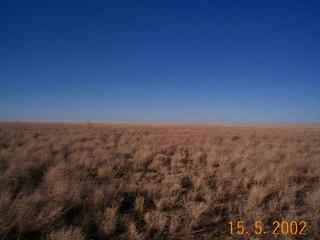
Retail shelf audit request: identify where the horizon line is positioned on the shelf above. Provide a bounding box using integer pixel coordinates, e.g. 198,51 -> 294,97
0,119 -> 320,126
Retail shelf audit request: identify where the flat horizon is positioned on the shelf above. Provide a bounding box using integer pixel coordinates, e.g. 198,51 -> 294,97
1,120 -> 320,127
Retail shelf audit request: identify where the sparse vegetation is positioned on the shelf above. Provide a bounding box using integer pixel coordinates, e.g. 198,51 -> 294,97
0,122 -> 319,239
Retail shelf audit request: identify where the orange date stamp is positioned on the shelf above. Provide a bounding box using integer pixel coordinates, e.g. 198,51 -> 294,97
228,220 -> 308,236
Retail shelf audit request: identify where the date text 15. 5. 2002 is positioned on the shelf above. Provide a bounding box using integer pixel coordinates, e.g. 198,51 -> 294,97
228,220 -> 307,236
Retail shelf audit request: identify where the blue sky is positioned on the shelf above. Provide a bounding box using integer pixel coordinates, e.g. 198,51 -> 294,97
1,0 -> 319,123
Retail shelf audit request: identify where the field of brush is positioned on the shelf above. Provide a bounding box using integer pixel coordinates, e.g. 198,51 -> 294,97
0,122 -> 319,239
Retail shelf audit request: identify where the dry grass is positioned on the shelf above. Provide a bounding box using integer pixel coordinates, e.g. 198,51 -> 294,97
0,122 -> 319,239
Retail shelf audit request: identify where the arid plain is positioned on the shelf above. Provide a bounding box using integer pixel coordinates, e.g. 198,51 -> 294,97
0,122 -> 319,239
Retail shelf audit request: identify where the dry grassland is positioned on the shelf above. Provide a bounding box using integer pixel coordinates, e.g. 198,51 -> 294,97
0,122 -> 319,239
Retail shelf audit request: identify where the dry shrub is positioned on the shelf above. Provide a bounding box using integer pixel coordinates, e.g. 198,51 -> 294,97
0,190 -> 14,237
127,221 -> 144,240
10,191 -> 63,236
144,211 -> 168,238
134,196 -> 145,215
100,206 -> 118,236
0,122 -> 319,239
46,227 -> 85,240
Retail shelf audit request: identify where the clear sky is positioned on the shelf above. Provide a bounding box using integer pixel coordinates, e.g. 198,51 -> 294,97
1,0 -> 319,123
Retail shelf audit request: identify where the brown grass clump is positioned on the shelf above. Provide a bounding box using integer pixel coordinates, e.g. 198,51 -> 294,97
46,227 -> 85,240
0,122 -> 319,239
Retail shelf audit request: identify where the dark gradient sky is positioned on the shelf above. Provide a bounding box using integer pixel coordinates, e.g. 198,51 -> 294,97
1,0 -> 320,123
